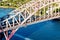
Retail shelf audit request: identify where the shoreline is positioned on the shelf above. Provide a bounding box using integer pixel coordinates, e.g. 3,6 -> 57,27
0,6 -> 17,9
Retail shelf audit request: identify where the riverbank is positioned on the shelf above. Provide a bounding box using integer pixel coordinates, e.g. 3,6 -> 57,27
0,6 -> 17,9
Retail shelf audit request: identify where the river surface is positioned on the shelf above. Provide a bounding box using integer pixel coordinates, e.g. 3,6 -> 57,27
0,8 -> 60,40
0,8 -> 14,18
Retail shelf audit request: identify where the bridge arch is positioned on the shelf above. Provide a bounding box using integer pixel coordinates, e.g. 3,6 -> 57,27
1,0 -> 60,32
1,0 -> 60,40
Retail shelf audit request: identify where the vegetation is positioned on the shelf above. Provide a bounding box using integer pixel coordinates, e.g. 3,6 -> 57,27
0,0 -> 31,8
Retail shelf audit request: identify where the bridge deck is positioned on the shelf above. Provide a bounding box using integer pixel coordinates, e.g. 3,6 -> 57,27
0,12 -> 60,32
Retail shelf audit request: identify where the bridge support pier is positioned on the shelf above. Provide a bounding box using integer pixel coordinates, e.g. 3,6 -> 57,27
6,32 -> 9,40
6,38 -> 9,40
4,30 -> 16,40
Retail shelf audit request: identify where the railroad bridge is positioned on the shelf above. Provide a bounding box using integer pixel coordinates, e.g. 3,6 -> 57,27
0,0 -> 60,40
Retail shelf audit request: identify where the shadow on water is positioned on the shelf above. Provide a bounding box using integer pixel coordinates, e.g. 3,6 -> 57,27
0,33 -> 4,40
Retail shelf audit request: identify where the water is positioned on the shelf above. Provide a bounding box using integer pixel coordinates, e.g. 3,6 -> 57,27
0,8 -> 14,18
0,8 -> 60,40
10,20 -> 60,40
